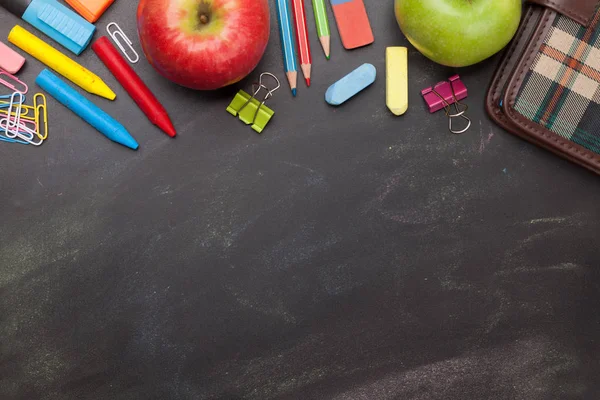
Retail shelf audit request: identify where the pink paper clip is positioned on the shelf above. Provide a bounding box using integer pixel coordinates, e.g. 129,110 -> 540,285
421,74 -> 467,113
0,68 -> 28,94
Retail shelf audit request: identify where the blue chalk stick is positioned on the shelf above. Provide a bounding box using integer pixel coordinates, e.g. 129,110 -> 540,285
325,63 -> 376,106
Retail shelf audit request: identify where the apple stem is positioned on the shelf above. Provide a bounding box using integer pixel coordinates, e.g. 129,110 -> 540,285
199,14 -> 209,24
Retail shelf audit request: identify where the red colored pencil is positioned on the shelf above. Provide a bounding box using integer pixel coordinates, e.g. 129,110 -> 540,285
291,0 -> 312,87
92,37 -> 177,137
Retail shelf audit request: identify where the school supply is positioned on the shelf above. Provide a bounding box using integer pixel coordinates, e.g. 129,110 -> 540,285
291,0 -> 311,86
311,0 -> 330,59
0,98 -> 37,124
421,75 -> 467,113
386,47 -> 408,116
8,26 -> 117,101
0,41 -> 26,74
0,0 -> 95,55
92,37 -> 176,137
0,92 -> 25,136
487,2 -> 600,175
0,91 -> 44,146
36,69 -> 138,150
275,0 -> 298,96
0,93 -> 28,111
422,75 -> 470,134
106,22 -> 139,64
227,73 -> 280,134
64,0 -> 114,23
325,63 -> 376,106
0,67 -> 28,94
330,0 -> 374,50
34,93 -> 48,140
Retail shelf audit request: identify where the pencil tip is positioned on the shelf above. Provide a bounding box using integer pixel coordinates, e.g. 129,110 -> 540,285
306,78 -> 310,87
326,55 -> 330,60
292,88 -> 297,97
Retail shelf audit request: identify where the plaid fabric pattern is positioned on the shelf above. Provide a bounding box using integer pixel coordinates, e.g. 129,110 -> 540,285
514,8 -> 600,154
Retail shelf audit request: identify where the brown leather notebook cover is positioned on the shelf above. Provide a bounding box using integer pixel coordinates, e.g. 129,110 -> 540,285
486,0 -> 600,175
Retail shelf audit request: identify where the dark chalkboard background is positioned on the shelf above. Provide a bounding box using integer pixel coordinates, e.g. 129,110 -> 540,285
2,1 -> 600,399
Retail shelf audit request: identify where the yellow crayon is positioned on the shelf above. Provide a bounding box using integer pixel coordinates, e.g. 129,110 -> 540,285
386,47 -> 408,116
8,25 -> 116,101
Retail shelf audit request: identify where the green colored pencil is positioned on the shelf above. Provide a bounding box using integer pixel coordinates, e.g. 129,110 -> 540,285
312,0 -> 331,59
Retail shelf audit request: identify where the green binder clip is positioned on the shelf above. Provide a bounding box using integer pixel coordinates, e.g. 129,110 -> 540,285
226,72 -> 280,133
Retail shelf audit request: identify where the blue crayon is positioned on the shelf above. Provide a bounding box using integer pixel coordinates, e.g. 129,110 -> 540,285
275,0 -> 298,96
36,69 -> 139,150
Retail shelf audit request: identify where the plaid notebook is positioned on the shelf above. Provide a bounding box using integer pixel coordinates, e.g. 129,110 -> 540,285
486,1 -> 600,175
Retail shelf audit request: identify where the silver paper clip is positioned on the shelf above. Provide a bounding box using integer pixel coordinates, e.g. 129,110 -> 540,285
0,68 -> 28,94
107,22 -> 140,64
430,85 -> 471,134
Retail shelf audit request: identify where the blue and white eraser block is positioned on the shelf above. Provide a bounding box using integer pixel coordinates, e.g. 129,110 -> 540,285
22,0 -> 96,55
325,63 -> 376,106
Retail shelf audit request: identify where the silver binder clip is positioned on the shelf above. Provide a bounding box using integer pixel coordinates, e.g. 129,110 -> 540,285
107,22 -> 140,64
430,85 -> 471,135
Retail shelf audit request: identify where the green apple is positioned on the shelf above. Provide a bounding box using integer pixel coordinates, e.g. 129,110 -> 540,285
395,0 -> 521,67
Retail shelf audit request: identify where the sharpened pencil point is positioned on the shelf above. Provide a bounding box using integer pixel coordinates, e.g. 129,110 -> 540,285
306,78 -> 310,87
326,55 -> 330,60
292,88 -> 297,97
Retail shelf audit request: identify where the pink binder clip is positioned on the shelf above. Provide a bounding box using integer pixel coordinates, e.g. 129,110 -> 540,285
421,74 -> 467,113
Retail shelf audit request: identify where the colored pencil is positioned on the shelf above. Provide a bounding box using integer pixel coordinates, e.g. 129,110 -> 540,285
275,0 -> 298,96
311,0 -> 331,59
291,0 -> 312,87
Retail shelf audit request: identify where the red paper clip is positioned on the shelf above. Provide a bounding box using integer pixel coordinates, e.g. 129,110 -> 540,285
421,74 -> 467,113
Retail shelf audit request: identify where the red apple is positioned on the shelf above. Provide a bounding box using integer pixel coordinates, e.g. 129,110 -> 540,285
137,0 -> 270,90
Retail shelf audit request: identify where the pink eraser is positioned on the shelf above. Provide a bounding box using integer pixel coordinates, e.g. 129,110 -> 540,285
0,41 -> 25,75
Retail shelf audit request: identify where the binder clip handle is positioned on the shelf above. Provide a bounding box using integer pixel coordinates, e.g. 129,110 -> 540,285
239,72 -> 280,126
226,72 -> 280,134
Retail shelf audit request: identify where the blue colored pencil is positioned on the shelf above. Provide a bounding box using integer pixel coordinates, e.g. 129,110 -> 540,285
275,0 -> 298,96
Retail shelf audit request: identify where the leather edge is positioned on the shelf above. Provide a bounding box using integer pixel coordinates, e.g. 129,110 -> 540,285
485,6 -> 539,132
527,0 -> 600,27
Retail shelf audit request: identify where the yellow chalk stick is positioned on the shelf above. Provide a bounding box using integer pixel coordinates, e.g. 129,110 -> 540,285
386,47 -> 408,116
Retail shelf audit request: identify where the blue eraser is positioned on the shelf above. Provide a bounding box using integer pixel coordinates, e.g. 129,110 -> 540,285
22,0 -> 95,55
325,63 -> 376,106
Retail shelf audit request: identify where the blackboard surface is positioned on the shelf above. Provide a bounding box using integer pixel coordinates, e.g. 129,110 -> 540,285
2,1 -> 600,399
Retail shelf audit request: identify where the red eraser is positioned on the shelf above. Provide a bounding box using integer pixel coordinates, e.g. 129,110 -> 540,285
331,0 -> 374,49
0,41 -> 25,74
